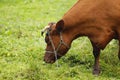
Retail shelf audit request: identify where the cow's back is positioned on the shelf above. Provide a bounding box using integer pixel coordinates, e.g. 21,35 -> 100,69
63,0 -> 120,29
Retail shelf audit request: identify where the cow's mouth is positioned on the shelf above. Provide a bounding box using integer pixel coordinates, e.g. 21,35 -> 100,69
44,57 -> 56,64
44,54 -> 62,64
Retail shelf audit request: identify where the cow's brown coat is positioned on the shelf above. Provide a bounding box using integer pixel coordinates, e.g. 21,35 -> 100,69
43,0 -> 120,75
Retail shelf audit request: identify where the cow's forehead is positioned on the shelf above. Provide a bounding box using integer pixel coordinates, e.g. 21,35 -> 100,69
48,22 -> 56,28
48,22 -> 56,25
41,22 -> 56,36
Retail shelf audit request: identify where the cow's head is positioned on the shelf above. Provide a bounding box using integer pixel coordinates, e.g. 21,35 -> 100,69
41,20 -> 70,63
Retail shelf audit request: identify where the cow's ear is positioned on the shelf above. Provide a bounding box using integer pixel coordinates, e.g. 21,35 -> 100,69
56,20 -> 64,32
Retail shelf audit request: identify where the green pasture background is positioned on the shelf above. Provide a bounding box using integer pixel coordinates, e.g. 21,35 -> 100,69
0,0 -> 120,80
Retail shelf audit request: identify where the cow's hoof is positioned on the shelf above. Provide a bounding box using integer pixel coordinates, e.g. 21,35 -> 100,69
92,69 -> 100,75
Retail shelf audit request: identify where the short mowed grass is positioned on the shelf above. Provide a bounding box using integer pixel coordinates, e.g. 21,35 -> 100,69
0,0 -> 120,80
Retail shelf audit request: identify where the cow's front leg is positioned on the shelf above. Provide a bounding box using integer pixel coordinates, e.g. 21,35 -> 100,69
91,41 -> 101,75
118,40 -> 120,60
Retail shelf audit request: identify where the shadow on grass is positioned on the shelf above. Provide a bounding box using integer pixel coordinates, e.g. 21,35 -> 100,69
61,54 -> 120,79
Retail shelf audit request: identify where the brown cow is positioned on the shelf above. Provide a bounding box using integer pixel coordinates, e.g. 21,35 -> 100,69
42,0 -> 120,75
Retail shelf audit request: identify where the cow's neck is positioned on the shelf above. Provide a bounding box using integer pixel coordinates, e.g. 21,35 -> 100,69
62,22 -> 114,49
64,22 -> 100,47
64,24 -> 98,41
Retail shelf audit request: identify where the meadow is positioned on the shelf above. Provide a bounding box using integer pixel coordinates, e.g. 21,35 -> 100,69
0,0 -> 120,80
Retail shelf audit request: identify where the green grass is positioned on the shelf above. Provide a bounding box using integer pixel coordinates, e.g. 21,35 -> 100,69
0,0 -> 120,80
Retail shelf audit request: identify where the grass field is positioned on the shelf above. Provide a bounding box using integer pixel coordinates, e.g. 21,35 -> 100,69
0,0 -> 120,80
